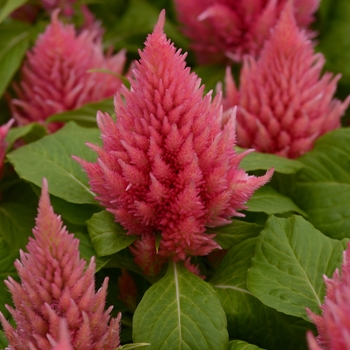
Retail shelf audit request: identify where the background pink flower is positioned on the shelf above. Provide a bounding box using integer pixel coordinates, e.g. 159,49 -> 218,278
0,178 -> 121,349
174,0 -> 320,64
222,3 -> 350,158
10,10 -> 126,132
74,11 -> 273,266
0,119 -> 14,179
307,242 -> 350,350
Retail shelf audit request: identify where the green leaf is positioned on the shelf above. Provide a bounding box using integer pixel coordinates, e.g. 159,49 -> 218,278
119,343 -> 150,350
86,210 -> 136,257
47,98 -> 114,127
0,21 -> 29,97
210,235 -> 313,350
0,330 -> 8,349
247,215 -> 344,321
209,220 -> 263,250
6,123 -> 47,150
0,202 -> 34,250
0,238 -> 19,319
228,340 -> 265,350
245,186 -> 306,216
0,0 -> 28,23
194,64 -> 226,93
7,122 -> 101,205
238,148 -> 304,174
133,261 -> 228,350
293,128 -> 350,239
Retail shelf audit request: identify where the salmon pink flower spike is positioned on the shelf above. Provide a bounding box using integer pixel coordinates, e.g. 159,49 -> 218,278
174,0 -> 320,64
307,242 -> 350,350
10,10 -> 126,133
223,3 -> 350,159
0,119 -> 14,178
0,178 -> 121,349
74,11 -> 273,264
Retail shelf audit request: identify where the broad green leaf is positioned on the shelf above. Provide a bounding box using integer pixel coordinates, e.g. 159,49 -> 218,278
0,330 -> 8,348
87,210 -> 136,257
133,262 -> 228,350
245,186 -> 306,216
0,202 -> 34,250
238,148 -> 303,174
293,128 -> 350,239
228,340 -> 265,350
119,344 -> 150,350
47,98 -> 114,127
0,0 -> 28,23
74,231 -> 111,273
0,21 -> 29,97
0,238 -> 19,319
6,123 -> 47,150
209,220 -> 263,250
247,215 -> 344,321
7,122 -> 101,205
210,235 -> 313,350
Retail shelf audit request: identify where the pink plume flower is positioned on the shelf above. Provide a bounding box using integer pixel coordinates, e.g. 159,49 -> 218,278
222,3 -> 350,159
0,178 -> 121,349
307,242 -> 350,350
0,119 -> 14,179
174,0 -> 320,64
10,10 -> 126,133
74,10 -> 273,265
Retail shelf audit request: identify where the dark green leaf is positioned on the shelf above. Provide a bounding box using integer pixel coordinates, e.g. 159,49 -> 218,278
210,234 -> 313,350
133,262 -> 228,350
247,215 -> 344,321
86,210 -> 136,257
7,122 -> 101,205
245,186 -> 306,216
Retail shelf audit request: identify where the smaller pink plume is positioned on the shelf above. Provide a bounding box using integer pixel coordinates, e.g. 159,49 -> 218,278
174,0 -> 320,64
222,3 -> 350,158
0,119 -> 14,179
10,10 -> 126,132
0,178 -> 121,349
74,10 -> 273,268
307,242 -> 350,350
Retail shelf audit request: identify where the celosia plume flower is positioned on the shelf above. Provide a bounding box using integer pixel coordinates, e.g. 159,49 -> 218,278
222,3 -> 350,158
174,0 -> 320,64
307,242 -> 350,350
10,10 -> 126,132
0,119 -> 14,179
74,11 -> 273,266
0,178 -> 121,349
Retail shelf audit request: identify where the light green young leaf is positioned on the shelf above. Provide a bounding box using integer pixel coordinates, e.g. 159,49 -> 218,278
7,122 -> 101,205
6,123 -> 47,150
247,215 -> 344,321
293,128 -> 350,239
133,261 -> 228,350
238,148 -> 303,174
86,210 -> 136,257
245,186 -> 306,216
228,340 -> 265,350
0,0 -> 28,23
47,98 -> 114,127
210,235 -> 313,350
0,22 -> 29,97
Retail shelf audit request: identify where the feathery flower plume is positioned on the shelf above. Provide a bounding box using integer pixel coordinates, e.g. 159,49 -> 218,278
174,0 -> 320,64
307,242 -> 350,350
0,178 -> 121,349
0,119 -> 14,179
222,3 -> 350,159
10,10 -> 126,132
74,10 -> 273,266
